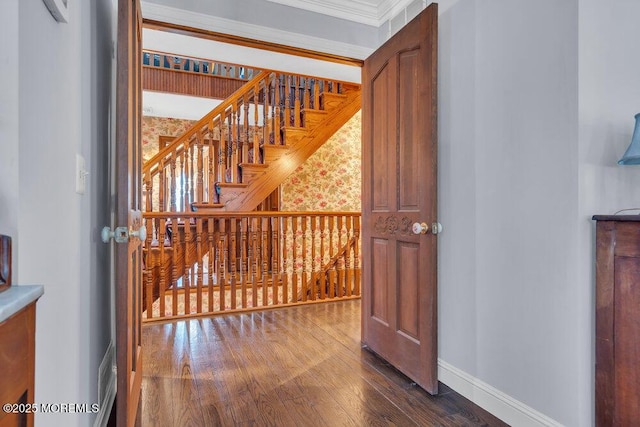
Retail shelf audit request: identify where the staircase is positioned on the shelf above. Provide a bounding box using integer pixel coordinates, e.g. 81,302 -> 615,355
142,70 -> 361,213
141,68 -> 361,318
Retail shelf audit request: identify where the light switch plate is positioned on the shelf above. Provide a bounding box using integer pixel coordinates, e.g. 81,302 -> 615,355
76,154 -> 86,194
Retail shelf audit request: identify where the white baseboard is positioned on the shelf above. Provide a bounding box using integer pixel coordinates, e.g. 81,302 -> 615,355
94,342 -> 116,427
438,359 -> 563,427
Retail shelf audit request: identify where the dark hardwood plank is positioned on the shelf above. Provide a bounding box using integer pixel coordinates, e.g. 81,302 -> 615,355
142,300 -> 508,426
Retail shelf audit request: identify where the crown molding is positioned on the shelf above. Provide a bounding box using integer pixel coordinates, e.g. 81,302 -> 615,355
264,0 -> 379,26
264,0 -> 417,26
378,0 -> 418,23
140,2 -> 373,60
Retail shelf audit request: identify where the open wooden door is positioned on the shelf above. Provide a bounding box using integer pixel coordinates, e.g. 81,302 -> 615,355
361,4 -> 439,394
115,0 -> 143,424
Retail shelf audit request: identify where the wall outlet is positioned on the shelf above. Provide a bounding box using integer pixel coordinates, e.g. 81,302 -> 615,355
76,154 -> 88,194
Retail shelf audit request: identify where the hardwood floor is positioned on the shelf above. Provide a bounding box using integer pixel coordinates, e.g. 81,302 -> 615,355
141,300 -> 508,426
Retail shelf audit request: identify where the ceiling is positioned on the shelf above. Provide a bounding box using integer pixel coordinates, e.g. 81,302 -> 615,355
264,0 -> 418,26
142,0 -> 416,119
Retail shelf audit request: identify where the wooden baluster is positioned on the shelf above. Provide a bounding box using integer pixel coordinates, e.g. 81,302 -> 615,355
345,215 -> 352,297
313,78 -> 320,110
207,123 -> 215,204
309,215 -> 317,301
229,109 -> 237,183
144,174 -> 152,212
197,132 -> 204,204
284,75 -> 291,128
208,217 -> 215,313
291,216 -> 298,301
171,218 -> 179,315
251,217 -> 259,307
179,150 -> 186,212
328,215 -> 335,298
144,218 -> 153,318
293,76 -> 301,127
237,102 -> 242,178
253,84 -> 260,164
261,217 -> 269,284
272,216 -> 281,305
183,217 -> 192,315
219,219 -> 227,312
261,217 -> 269,306
196,218 -> 204,313
353,215 -> 361,296
337,215 -> 344,298
240,216 -> 248,309
170,154 -> 177,212
242,95 -> 250,167
158,218 -> 167,317
189,140 -> 195,206
281,217 -> 289,303
319,216 -> 326,300
302,77 -> 310,118
214,139 -> 222,193
229,217 -> 237,310
158,163 -> 165,211
219,113 -> 227,183
301,215 -> 308,302
274,75 -> 282,145
262,79 -> 269,149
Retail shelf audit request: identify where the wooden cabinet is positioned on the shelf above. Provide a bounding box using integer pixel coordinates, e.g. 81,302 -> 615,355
0,301 -> 37,427
593,216 -> 640,426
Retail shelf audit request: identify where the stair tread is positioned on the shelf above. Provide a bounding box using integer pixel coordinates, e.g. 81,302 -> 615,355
302,108 -> 328,115
262,143 -> 290,149
321,91 -> 348,98
218,183 -> 248,188
191,202 -> 225,211
239,163 -> 268,168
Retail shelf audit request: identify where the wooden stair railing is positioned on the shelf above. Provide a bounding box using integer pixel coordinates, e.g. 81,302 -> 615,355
142,211 -> 361,321
299,233 -> 360,302
141,68 -> 361,315
142,69 -> 361,213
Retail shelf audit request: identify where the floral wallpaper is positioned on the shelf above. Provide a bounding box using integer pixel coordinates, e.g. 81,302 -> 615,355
142,116 -> 196,163
279,111 -> 362,281
280,110 -> 361,212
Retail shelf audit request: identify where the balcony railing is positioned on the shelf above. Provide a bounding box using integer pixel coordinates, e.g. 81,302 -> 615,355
142,211 -> 361,321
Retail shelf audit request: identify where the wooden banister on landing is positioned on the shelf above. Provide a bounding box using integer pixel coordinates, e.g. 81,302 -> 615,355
141,211 -> 361,321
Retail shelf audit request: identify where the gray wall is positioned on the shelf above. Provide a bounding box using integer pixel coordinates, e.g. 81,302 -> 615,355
0,0 -> 20,270
16,1 -> 114,425
439,0 -> 640,425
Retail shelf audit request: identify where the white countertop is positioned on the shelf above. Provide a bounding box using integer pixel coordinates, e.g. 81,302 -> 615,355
0,285 -> 44,322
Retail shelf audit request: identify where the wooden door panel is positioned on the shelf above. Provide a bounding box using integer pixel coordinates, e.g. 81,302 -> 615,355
398,49 -> 421,211
362,4 -> 438,394
398,242 -> 420,339
371,65 -> 394,211
371,239 -> 390,323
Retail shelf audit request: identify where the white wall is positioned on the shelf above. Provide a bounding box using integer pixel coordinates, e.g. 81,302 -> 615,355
17,1 -> 114,425
0,0 -> 20,272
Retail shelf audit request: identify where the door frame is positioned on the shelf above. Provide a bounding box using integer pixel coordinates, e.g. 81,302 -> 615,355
122,7 -> 439,412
